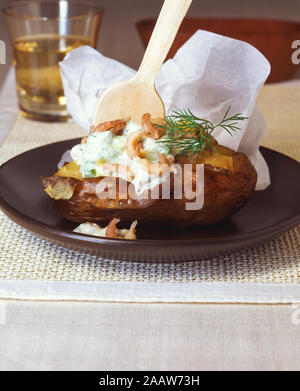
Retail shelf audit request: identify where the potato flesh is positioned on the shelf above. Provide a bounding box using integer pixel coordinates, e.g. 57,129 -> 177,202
200,151 -> 233,171
56,161 -> 83,180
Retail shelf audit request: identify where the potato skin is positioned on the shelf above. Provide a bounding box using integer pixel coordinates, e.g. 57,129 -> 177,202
42,148 -> 257,227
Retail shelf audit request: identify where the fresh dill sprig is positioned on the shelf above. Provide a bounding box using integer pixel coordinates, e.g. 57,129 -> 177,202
156,107 -> 248,159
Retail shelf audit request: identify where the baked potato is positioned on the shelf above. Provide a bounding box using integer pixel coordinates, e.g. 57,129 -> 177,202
41,113 -> 257,227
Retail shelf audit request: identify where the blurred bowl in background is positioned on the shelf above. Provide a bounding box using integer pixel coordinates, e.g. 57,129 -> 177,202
136,18 -> 300,83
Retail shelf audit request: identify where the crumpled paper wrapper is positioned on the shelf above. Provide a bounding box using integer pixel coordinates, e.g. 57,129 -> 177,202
60,30 -> 271,190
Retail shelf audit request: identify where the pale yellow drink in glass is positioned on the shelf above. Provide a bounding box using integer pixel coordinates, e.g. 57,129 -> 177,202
3,1 -> 103,122
14,34 -> 90,122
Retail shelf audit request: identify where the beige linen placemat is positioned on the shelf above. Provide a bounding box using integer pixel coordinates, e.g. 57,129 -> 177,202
0,84 -> 299,303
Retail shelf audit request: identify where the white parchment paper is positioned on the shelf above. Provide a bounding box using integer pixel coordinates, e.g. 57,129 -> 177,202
60,30 -> 271,190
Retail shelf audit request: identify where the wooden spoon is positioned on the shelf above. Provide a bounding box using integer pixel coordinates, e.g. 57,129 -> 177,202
94,0 -> 193,125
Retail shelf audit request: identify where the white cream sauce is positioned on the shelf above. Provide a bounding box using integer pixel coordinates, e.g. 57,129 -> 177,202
73,222 -> 134,239
73,222 -> 107,237
70,120 -> 172,196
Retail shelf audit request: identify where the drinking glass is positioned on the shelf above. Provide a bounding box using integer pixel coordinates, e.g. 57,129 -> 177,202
3,0 -> 103,122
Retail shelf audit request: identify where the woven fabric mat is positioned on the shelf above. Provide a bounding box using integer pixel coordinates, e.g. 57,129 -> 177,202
0,85 -> 299,289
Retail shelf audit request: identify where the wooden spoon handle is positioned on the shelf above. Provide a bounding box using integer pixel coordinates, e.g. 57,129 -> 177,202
136,0 -> 193,86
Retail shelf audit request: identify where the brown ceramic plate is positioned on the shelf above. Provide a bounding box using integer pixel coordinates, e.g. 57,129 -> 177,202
0,139 -> 299,261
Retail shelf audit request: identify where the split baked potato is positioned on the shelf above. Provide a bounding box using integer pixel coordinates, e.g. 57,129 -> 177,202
41,113 -> 257,227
